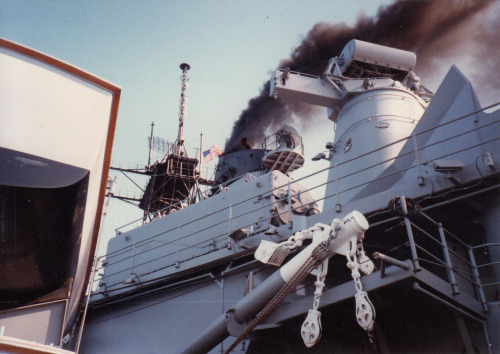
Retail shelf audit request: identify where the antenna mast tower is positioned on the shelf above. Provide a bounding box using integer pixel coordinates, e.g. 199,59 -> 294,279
137,63 -> 212,220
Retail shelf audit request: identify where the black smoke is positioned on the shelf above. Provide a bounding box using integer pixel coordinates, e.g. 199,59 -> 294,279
224,0 -> 498,153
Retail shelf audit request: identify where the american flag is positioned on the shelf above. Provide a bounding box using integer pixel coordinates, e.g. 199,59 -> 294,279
203,145 -> 223,163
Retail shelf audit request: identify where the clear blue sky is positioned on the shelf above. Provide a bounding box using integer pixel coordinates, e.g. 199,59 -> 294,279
0,0 -> 393,255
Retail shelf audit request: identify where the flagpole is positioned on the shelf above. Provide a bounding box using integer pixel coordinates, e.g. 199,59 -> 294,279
199,132 -> 203,175
148,121 -> 155,170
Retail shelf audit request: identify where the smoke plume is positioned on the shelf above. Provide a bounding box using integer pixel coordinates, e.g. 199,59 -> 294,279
224,0 -> 498,153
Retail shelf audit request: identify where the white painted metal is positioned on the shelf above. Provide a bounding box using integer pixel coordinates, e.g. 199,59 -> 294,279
335,39 -> 416,75
324,88 -> 426,209
0,42 -> 119,344
0,48 -> 114,170
279,211 -> 368,282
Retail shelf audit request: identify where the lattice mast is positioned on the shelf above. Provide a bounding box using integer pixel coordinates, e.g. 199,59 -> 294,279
137,63 -> 213,220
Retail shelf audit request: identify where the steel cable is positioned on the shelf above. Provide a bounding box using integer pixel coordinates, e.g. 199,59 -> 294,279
224,241 -> 330,353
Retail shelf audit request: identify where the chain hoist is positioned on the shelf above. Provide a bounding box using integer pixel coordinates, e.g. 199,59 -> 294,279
347,238 -> 376,341
301,258 -> 328,347
227,212 -> 371,352
301,226 -> 376,348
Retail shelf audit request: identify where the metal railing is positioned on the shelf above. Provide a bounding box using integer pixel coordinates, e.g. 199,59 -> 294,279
471,243 -> 500,301
261,129 -> 304,155
94,104 -> 500,296
371,197 -> 499,313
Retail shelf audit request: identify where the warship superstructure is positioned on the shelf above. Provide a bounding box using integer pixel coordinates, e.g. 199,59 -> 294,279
79,40 -> 500,353
1,36 -> 499,354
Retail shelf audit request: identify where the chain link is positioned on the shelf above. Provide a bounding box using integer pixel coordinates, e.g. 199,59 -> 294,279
227,222 -> 374,352
224,241 -> 330,354
312,259 -> 328,310
347,241 -> 376,340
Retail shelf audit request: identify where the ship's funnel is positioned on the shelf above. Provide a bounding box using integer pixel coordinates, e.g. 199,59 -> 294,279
270,40 -> 430,210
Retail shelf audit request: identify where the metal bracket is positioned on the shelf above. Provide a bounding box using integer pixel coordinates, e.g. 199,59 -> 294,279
225,309 -> 247,337
372,252 -> 411,278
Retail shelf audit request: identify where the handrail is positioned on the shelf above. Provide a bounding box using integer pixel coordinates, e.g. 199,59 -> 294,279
379,207 -> 498,307
96,105 -> 500,295
112,111 -> 500,236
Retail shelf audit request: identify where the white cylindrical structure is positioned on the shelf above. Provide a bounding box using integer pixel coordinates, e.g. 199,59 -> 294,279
280,211 -> 369,282
324,88 -> 426,210
338,39 -> 416,77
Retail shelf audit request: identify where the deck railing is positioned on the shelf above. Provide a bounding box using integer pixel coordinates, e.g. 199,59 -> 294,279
93,105 -> 500,297
370,196 -> 499,311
